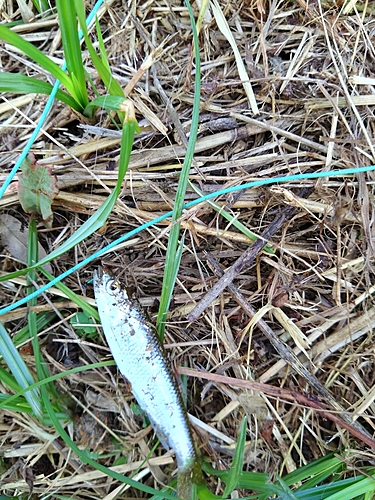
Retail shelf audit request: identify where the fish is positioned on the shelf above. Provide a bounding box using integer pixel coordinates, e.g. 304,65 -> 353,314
93,268 -> 200,497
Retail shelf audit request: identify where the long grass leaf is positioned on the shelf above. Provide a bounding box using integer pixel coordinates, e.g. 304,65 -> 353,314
75,0 -> 124,98
0,25 -> 74,93
158,232 -> 185,340
0,392 -> 33,413
282,453 -> 342,489
27,219 -> 58,403
95,15 -> 111,72
202,462 -> 285,496
273,477 -> 299,500
156,0 -> 201,340
223,417 -> 247,497
56,0 -> 88,108
0,73 -> 81,110
321,476 -> 375,500
36,188 -> 118,265
0,322 -> 43,418
27,222 -> 50,387
0,365 -> 24,392
0,360 -> 115,412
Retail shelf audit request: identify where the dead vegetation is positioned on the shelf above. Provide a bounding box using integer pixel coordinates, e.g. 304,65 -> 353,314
1,0 -> 375,497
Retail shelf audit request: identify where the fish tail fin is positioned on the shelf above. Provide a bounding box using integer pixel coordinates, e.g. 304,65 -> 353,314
178,459 -> 203,500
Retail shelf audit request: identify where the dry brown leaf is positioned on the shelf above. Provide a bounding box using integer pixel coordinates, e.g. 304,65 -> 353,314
0,214 -> 52,273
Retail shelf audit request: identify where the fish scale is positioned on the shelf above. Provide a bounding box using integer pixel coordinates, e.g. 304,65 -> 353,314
93,268 -> 196,472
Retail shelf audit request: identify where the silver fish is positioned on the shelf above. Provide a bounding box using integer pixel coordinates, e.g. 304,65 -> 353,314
93,268 -> 197,476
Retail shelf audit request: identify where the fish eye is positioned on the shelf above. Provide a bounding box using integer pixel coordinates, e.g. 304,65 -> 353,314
106,280 -> 120,294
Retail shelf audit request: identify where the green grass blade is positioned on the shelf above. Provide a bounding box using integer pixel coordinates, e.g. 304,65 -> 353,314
84,95 -> 128,116
202,461 -> 285,497
0,322 -> 43,419
195,484 -> 224,500
0,25 -> 74,94
95,15 -> 111,73
55,0 -> 89,109
75,1 -> 124,98
158,232 -> 185,340
0,73 -> 81,110
26,219 -> 40,355
156,0 -> 201,340
274,477 -> 299,500
31,0 -> 50,13
35,185 -> 116,262
0,391 -> 34,414
0,361 -> 114,413
34,113 -> 138,267
0,365 -> 24,393
222,417 -> 247,497
296,475 -> 375,499
27,219 -> 59,403
282,453 -> 343,489
322,475 -> 375,500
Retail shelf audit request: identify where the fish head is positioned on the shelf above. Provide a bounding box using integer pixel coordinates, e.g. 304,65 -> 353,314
93,267 -> 130,303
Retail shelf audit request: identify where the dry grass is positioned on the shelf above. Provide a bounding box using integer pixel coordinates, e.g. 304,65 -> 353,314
1,0 -> 375,497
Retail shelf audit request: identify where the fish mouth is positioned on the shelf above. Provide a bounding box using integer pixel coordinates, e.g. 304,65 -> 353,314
94,266 -> 103,281
93,266 -> 108,287
94,266 -> 115,287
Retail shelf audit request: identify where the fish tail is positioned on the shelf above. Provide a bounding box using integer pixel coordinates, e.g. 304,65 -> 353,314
178,459 -> 203,500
